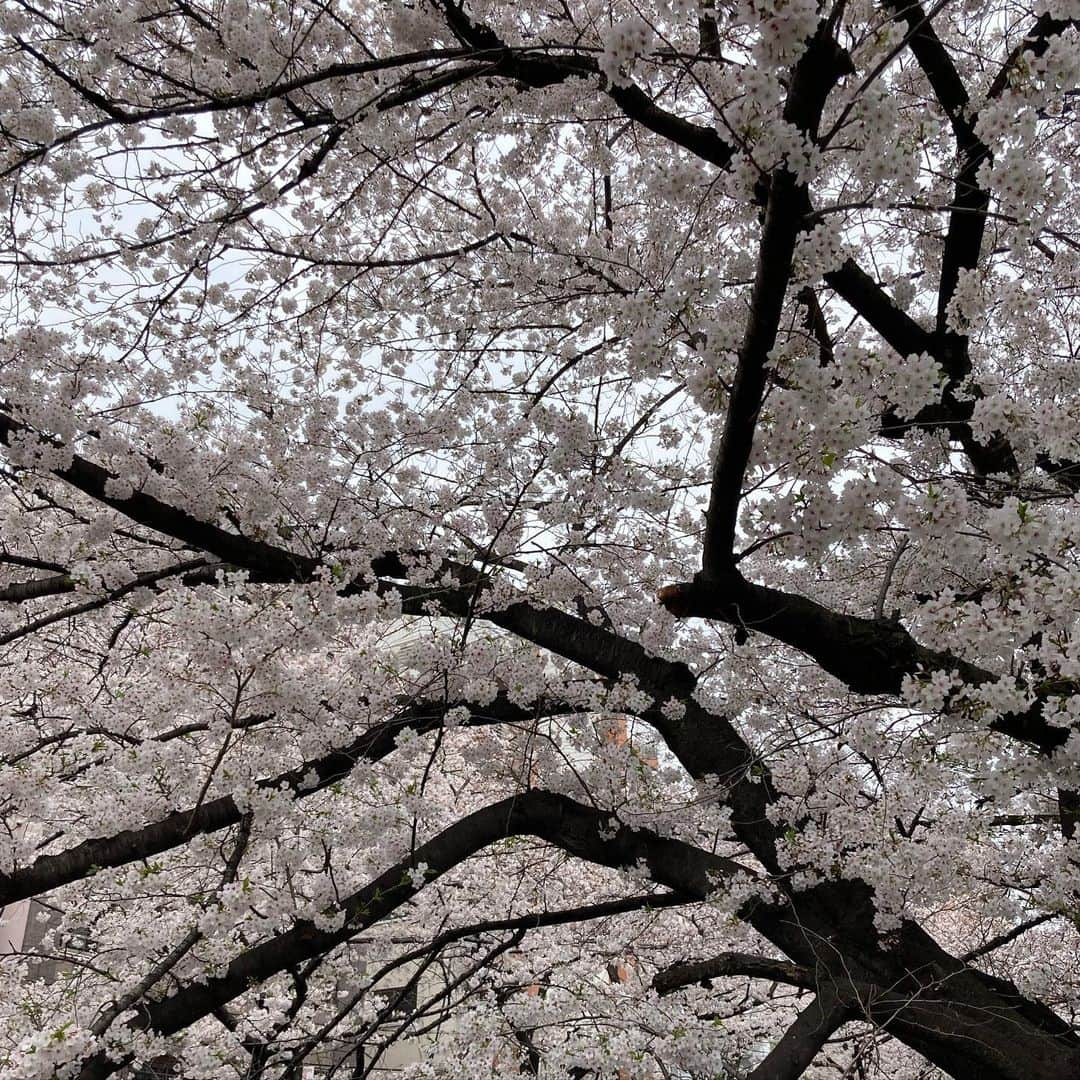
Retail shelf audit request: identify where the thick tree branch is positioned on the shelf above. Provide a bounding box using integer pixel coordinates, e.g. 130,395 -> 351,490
867,4 -> 1077,487
815,17 -> 1080,485
702,24 -> 852,574
0,571 -> 74,603
881,0 -> 987,342
658,571 -> 1070,751
823,258 -> 933,358
0,694 -> 574,908
746,991 -> 851,1080
74,790 -> 747,1078
435,1 -> 737,168
653,951 -> 816,994
822,252 -> 1079,484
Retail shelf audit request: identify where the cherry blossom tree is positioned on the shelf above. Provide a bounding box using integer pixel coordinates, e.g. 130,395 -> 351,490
0,0 -> 1079,1076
